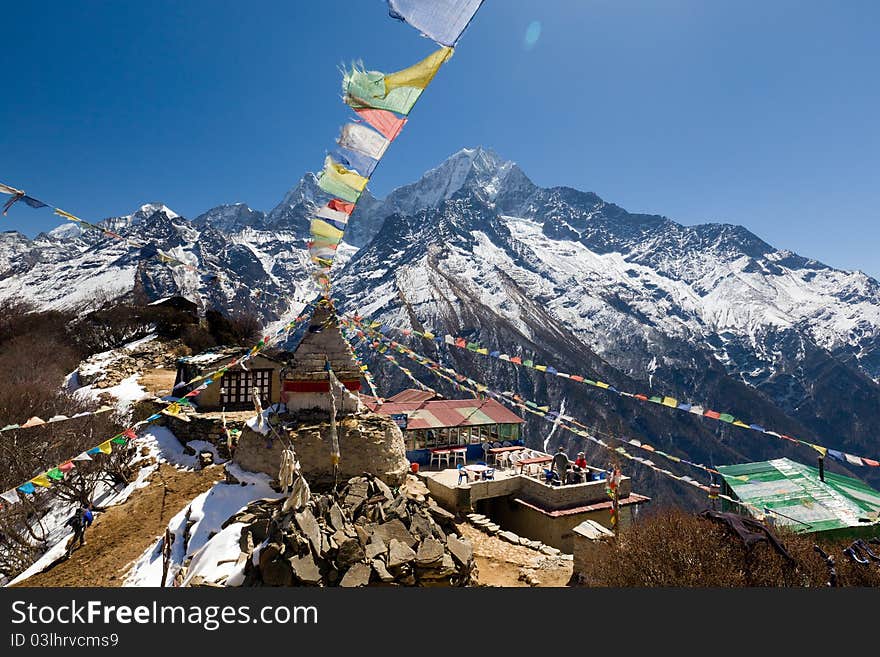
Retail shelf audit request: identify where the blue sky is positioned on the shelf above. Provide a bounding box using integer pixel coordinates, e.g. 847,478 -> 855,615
2,1 -> 878,277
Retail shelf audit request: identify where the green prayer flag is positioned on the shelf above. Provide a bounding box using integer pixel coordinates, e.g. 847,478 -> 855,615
719,413 -> 735,423
343,67 -> 422,115
47,468 -> 64,481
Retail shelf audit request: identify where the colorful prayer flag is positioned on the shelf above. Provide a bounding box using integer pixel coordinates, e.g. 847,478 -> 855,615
338,122 -> 390,160
386,0 -> 483,47
354,108 -> 407,141
316,156 -> 368,203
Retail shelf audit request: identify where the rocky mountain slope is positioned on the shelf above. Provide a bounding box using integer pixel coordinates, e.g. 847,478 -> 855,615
3,147 -> 879,495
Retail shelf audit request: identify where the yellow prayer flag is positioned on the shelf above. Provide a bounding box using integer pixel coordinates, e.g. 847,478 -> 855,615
31,474 -> 52,488
732,420 -> 750,428
310,218 -> 344,241
595,381 -> 610,389
384,47 -> 453,94
422,331 -> 435,340
476,348 -> 488,355
662,396 -> 678,408
54,208 -> 82,223
99,440 -> 113,454
326,158 -> 368,191
534,364 -> 547,372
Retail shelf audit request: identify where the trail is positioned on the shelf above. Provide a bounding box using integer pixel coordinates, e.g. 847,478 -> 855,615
13,464 -> 221,588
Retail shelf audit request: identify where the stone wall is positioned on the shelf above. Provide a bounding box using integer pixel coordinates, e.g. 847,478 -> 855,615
234,411 -> 410,487
517,475 -> 631,511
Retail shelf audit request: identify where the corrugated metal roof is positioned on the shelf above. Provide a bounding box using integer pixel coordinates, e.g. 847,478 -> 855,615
717,458 -> 880,535
387,389 -> 440,404
367,397 -> 524,430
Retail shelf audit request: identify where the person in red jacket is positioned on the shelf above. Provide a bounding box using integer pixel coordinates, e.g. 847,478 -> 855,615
573,452 -> 588,469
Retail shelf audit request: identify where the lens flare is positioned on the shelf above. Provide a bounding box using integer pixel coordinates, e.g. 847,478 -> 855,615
524,20 -> 542,50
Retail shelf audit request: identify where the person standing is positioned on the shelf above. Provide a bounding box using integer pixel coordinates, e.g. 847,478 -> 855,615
551,446 -> 569,486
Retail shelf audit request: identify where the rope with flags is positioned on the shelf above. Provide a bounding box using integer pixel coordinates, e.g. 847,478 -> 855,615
339,312 -> 880,470
345,313 -> 778,523
0,300 -> 318,509
305,2 -> 484,295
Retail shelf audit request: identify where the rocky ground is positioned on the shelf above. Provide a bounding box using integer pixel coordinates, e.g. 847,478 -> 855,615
456,523 -> 573,587
224,474 -> 476,587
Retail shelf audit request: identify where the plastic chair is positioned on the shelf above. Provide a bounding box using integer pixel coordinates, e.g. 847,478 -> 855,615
481,442 -> 491,462
452,448 -> 466,466
502,440 -> 512,447
492,441 -> 502,448
457,464 -> 468,485
476,460 -> 487,466
429,450 -> 445,469
483,468 -> 495,481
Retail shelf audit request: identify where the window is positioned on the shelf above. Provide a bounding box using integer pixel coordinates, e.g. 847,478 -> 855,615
220,369 -> 273,409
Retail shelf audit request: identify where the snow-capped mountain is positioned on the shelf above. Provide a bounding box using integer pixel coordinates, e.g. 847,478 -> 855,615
2,146 -> 878,491
333,147 -> 880,487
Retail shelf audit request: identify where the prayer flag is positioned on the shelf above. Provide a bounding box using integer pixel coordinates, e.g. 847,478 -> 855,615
383,46 -> 453,92
1,489 -> 20,505
343,67 -> 422,115
338,122 -> 390,160
17,482 -> 36,495
31,474 -> 52,488
354,108 -> 407,141
47,468 -> 64,481
317,156 -> 367,203
73,452 -> 92,461
333,148 -> 378,178
386,0 -> 483,47
99,440 -> 113,454
310,218 -> 345,241
59,461 -> 75,472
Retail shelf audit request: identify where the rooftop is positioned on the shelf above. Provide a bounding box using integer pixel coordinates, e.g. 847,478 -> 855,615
364,394 -> 525,430
717,457 -> 880,534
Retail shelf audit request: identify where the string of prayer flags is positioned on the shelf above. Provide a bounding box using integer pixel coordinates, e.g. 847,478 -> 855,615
344,312 -> 880,477
366,318 -> 880,469
386,0 -> 483,47
3,304 -> 318,508
356,317 -> 728,498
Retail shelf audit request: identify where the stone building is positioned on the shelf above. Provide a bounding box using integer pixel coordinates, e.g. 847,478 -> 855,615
281,303 -> 363,415
174,349 -> 285,412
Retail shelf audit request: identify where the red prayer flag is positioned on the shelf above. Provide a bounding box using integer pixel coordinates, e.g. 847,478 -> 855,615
327,199 -> 355,214
59,461 -> 75,472
862,458 -> 880,467
704,410 -> 721,419
354,108 -> 407,141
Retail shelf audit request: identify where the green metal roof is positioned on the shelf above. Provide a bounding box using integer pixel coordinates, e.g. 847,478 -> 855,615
717,458 -> 880,535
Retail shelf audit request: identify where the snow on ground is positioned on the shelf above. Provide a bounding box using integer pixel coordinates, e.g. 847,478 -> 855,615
73,374 -> 150,414
124,463 -> 281,587
4,426 -> 228,587
181,522 -> 247,587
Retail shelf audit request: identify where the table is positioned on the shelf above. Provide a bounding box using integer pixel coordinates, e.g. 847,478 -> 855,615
463,463 -> 490,482
487,446 -> 524,454
517,456 -> 552,474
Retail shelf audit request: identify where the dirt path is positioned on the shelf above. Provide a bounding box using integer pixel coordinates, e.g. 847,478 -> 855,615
456,523 -> 572,587
15,464 -> 222,587
139,368 -> 177,396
